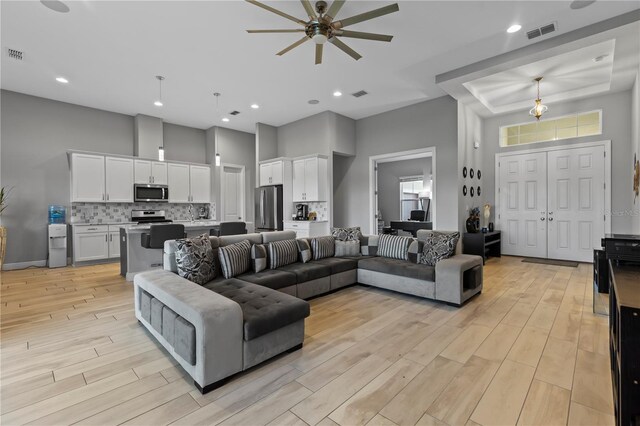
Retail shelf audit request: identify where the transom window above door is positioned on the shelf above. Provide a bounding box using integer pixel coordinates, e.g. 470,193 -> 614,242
500,110 -> 602,147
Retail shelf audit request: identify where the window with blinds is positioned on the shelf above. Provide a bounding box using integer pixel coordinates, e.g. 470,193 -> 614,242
500,110 -> 602,147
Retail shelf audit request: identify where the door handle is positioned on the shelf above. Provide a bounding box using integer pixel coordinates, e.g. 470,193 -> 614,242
540,217 -> 545,221
549,217 -> 554,222
105,234 -> 108,242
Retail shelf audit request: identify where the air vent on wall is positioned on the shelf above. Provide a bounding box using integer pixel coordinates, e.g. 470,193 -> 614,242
7,48 -> 23,60
351,90 -> 368,98
526,22 -> 557,40
229,110 -> 240,116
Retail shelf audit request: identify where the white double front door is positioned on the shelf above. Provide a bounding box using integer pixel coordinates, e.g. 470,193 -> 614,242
499,145 -> 606,262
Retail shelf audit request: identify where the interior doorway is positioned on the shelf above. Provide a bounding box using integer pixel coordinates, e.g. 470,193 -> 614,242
220,164 -> 245,222
369,147 -> 436,235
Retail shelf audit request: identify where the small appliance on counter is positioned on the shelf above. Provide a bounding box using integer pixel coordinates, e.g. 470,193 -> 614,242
295,204 -> 309,221
198,206 -> 209,219
131,210 -> 173,224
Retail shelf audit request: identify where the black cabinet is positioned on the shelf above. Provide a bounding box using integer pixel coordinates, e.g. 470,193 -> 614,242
463,231 -> 501,264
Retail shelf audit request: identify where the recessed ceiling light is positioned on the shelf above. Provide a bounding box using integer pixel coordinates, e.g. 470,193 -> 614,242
55,76 -> 69,84
593,54 -> 609,62
333,91 -> 342,97
250,104 -> 259,109
40,0 -> 69,13
154,100 -> 163,107
507,24 -> 522,33
308,99 -> 320,105
570,0 -> 596,10
222,117 -> 230,122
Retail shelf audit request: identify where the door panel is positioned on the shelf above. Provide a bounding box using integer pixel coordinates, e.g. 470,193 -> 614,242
134,160 -> 152,184
222,166 -> 243,222
105,157 -> 133,203
189,165 -> 211,203
152,162 -> 168,185
499,152 -> 547,258
168,163 -> 190,203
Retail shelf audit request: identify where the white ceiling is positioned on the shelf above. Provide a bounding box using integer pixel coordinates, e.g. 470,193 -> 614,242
1,1 -> 639,133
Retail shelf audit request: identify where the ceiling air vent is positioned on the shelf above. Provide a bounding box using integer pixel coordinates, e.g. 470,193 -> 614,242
526,22 -> 557,40
351,90 -> 368,98
229,111 -> 240,116
7,48 -> 23,61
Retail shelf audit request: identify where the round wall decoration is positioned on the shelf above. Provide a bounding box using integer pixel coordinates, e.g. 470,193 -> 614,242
463,167 -> 467,178
470,168 -> 474,178
470,186 -> 475,197
463,185 -> 467,196
477,186 -> 481,196
477,170 -> 481,179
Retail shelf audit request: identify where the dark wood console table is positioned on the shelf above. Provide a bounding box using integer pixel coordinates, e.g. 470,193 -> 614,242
462,231 -> 501,264
389,221 -> 432,237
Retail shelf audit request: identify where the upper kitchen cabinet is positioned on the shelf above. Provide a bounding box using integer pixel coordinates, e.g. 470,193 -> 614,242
189,165 -> 211,203
71,153 -> 106,202
168,163 -> 211,203
292,156 -> 327,202
105,157 -> 134,202
134,160 -> 168,185
259,159 -> 285,186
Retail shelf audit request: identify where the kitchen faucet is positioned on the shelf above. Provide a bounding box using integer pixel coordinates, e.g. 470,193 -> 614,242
188,204 -> 195,221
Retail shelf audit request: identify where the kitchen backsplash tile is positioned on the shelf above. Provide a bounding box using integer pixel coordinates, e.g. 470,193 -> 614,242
71,202 -> 216,223
306,202 -> 328,221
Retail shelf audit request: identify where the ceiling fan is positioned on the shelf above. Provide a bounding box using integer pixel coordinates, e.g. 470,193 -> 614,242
245,0 -> 399,64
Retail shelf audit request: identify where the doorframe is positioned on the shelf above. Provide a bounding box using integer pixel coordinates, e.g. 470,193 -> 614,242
369,147 -> 436,235
494,139 -> 612,238
220,163 -> 246,222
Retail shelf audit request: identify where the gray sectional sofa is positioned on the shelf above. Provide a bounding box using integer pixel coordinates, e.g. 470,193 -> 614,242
133,229 -> 482,393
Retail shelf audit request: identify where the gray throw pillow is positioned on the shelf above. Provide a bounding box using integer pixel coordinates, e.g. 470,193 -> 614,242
420,232 -> 460,266
407,239 -> 424,263
331,226 -> 362,242
174,234 -> 216,285
218,239 -> 251,278
377,234 -> 412,260
311,236 -> 335,260
360,235 -> 379,256
296,239 -> 312,263
250,244 -> 268,273
269,239 -> 299,269
335,240 -> 360,257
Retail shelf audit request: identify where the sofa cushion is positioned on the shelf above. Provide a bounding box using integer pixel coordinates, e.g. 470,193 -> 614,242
359,235 -> 379,256
236,269 -> 297,291
311,236 -> 335,260
377,234 -> 412,261
312,257 -> 358,274
277,262 -> 332,283
296,239 -> 312,263
250,244 -> 268,273
174,234 -> 217,285
206,278 -> 310,341
269,239 -> 299,269
335,240 -> 361,257
331,226 -> 362,242
420,232 -> 460,266
218,240 -> 251,278
407,239 -> 424,264
358,257 -> 435,282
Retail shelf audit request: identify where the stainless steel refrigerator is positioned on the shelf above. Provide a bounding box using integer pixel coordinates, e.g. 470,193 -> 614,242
255,185 -> 283,232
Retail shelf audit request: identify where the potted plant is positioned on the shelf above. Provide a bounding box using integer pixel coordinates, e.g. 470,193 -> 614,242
0,186 -> 11,268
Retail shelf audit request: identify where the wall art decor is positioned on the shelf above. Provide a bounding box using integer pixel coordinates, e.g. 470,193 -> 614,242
477,170 -> 481,179
463,167 -> 467,178
634,153 -> 639,203
463,185 -> 467,196
470,168 -> 474,179
477,186 -> 481,196
470,186 -> 474,197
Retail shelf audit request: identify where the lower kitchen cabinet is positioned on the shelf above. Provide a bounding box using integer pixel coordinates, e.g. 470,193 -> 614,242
72,224 -> 124,264
283,221 -> 329,239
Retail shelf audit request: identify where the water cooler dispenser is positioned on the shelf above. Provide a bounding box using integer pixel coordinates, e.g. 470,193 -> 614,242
48,205 -> 67,268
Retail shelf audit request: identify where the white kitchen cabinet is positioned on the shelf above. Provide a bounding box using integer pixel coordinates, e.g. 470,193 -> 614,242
292,156 -> 327,202
259,160 -> 284,186
71,153 -> 105,202
108,230 -> 121,258
105,157 -> 134,202
283,221 -> 329,238
134,160 -> 167,185
73,225 -> 109,263
189,165 -> 211,203
168,163 -> 190,203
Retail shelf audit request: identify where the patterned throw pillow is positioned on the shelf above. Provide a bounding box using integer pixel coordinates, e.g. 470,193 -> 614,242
407,239 -> 424,263
174,234 -> 216,285
360,235 -> 379,256
250,244 -> 268,273
331,226 -> 362,242
269,240 -> 299,269
311,236 -> 335,260
377,234 -> 412,260
218,240 -> 251,279
335,241 -> 360,257
420,232 -> 460,266
296,239 -> 312,263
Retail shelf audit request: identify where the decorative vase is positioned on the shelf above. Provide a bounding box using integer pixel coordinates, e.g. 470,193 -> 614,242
466,216 -> 479,233
0,225 -> 6,269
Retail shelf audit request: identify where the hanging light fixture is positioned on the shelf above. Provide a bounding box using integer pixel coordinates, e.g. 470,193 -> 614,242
154,75 -> 165,107
214,92 -> 222,167
529,77 -> 548,120
158,146 -> 165,161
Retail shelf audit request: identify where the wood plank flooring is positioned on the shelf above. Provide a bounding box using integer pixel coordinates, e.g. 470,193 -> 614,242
0,256 -> 613,425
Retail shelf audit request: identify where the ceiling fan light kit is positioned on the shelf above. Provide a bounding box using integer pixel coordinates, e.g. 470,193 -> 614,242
529,76 -> 548,120
246,0 -> 399,64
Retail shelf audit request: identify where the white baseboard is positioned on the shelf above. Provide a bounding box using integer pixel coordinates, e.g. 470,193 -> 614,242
2,260 -> 47,271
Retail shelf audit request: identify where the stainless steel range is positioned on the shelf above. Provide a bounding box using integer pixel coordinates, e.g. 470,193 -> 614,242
131,210 -> 173,224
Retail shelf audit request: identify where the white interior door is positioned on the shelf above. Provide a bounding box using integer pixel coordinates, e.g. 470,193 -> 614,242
499,152 -> 548,258
221,165 -> 244,222
547,146 -> 605,262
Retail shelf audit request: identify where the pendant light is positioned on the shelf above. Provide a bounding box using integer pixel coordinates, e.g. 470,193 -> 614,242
214,92 -> 222,167
529,77 -> 548,120
154,75 -> 165,107
158,146 -> 165,161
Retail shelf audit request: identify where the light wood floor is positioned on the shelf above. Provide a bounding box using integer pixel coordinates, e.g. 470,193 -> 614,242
0,256 -> 613,426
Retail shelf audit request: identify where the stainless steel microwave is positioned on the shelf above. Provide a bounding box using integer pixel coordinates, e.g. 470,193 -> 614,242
134,184 -> 169,202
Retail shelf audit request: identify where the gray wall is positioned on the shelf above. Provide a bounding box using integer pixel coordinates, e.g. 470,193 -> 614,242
481,90 -> 634,233
458,102 -> 485,230
333,153 -> 355,228
277,112 -> 332,157
255,123 -> 278,188
632,69 -> 640,234
0,90 -> 134,264
377,157 -> 431,225
163,122 -> 206,163
337,96 -> 460,232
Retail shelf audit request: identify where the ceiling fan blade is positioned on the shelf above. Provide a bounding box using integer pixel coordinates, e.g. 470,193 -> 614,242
330,37 -> 362,60
276,36 -> 310,56
333,3 -> 399,29
245,0 -> 307,26
325,0 -> 345,21
315,43 -> 323,65
335,30 -> 393,42
247,29 -> 306,33
300,0 -> 317,20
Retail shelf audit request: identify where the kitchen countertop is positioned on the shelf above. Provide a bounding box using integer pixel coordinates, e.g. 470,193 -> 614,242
121,220 -> 220,232
283,220 -> 328,223
70,222 -> 136,226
